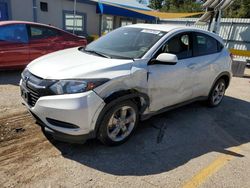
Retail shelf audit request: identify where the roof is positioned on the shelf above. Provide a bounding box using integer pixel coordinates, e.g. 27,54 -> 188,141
91,0 -> 151,11
0,20 -> 45,26
132,10 -> 204,19
94,0 -> 203,20
127,24 -> 224,43
0,20 -> 67,32
126,24 -> 187,32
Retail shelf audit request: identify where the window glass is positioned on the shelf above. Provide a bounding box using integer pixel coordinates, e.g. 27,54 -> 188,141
157,33 -> 192,60
120,18 -> 133,27
86,27 -> 166,59
30,25 -> 58,40
0,24 -> 28,43
137,19 -> 145,24
64,13 -> 84,35
40,2 -> 48,12
194,33 -> 219,56
101,15 -> 113,34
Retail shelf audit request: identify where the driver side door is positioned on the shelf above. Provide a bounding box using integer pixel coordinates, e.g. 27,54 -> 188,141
147,32 -> 195,112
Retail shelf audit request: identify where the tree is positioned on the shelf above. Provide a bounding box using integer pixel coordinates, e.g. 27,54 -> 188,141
222,0 -> 250,18
154,0 -> 250,18
149,0 -> 164,10
161,0 -> 201,13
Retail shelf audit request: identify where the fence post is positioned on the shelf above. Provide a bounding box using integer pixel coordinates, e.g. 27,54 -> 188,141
226,21 -> 234,48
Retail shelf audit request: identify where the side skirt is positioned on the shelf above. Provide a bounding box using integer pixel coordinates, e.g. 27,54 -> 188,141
140,96 -> 208,121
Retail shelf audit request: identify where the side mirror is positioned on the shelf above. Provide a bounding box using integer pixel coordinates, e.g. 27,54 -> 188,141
154,53 -> 178,65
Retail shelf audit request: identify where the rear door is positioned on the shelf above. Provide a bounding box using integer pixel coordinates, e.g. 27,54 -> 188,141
27,24 -> 62,61
191,32 -> 224,97
60,32 -> 86,49
0,24 -> 29,69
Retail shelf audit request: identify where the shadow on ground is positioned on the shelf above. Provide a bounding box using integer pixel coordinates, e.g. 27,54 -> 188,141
0,70 -> 22,85
49,96 -> 250,176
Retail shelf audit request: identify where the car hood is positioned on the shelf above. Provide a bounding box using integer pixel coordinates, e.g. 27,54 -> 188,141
27,47 -> 133,79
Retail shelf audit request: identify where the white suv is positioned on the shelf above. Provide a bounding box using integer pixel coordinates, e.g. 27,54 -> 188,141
20,24 -> 232,145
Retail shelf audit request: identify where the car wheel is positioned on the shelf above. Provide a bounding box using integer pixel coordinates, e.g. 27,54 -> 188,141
207,79 -> 226,107
41,127 -> 54,141
98,100 -> 139,146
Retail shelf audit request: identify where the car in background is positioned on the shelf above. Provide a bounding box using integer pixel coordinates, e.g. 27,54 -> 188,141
0,21 -> 87,69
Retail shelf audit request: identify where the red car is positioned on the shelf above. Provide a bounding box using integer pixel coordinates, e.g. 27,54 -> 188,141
0,21 -> 87,69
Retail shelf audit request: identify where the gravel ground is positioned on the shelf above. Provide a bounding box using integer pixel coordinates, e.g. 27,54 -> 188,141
0,70 -> 250,187
0,70 -> 25,119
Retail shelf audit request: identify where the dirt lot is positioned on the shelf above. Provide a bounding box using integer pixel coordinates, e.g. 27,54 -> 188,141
0,70 -> 250,187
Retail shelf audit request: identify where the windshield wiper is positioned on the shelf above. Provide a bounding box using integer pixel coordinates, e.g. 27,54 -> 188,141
83,49 -> 111,59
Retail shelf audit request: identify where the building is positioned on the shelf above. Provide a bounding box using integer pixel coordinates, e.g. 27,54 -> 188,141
0,0 -> 202,37
0,0 -> 156,37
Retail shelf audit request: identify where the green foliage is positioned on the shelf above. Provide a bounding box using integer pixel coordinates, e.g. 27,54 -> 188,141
149,0 -> 164,10
149,0 -> 250,18
223,0 -> 250,18
160,0 -> 202,13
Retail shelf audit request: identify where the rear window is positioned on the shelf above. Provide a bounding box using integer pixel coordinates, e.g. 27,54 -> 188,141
0,24 -> 28,43
29,25 -> 59,40
194,32 -> 223,56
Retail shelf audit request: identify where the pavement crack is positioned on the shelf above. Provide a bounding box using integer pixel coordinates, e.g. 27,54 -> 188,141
152,118 -> 168,144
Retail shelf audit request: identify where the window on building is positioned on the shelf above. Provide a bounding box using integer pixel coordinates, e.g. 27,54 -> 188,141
0,24 -> 28,43
40,2 -> 48,12
101,15 -> 113,34
64,12 -> 85,35
136,19 -> 145,24
29,25 -> 59,40
120,18 -> 133,27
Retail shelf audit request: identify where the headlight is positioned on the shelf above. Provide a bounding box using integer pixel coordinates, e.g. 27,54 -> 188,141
49,79 -> 109,95
21,68 -> 30,80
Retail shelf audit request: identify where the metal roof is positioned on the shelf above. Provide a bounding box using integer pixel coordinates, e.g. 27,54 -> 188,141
91,0 -> 152,11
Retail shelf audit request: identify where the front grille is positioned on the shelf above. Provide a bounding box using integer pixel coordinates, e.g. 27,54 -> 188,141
26,85 -> 40,107
21,70 -> 56,107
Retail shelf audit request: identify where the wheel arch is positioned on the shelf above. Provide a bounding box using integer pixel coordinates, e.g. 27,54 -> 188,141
103,89 -> 150,114
213,71 -> 231,89
209,71 -> 231,97
94,89 -> 150,135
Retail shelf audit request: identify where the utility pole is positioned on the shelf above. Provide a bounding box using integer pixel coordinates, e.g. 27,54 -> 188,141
73,0 -> 76,34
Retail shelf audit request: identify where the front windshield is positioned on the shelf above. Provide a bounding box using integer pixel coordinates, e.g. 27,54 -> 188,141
85,27 -> 166,59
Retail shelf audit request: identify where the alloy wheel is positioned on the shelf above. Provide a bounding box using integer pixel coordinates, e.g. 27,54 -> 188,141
212,81 -> 225,105
107,106 -> 136,142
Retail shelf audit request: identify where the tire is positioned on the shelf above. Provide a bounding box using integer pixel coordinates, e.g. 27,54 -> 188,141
98,100 -> 139,146
207,78 -> 226,107
41,127 -> 54,141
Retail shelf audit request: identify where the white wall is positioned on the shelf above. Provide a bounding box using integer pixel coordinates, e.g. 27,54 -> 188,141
36,0 -> 100,35
10,0 -> 100,36
11,0 -> 33,21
